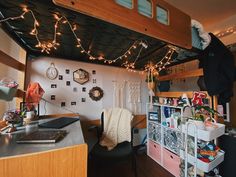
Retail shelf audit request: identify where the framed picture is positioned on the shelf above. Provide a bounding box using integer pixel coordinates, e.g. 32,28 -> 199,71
65,69 -> 70,74
59,75 -> 63,80
51,95 -> 56,100
73,69 -> 89,85
66,81 -> 70,86
51,84 -> 57,88
71,101 -> 76,106
82,87 -> 86,92
148,112 -> 158,121
61,102 -> 66,107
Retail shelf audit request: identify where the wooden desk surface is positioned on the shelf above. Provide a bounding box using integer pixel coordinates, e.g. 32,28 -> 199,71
0,117 -> 85,158
0,118 -> 87,177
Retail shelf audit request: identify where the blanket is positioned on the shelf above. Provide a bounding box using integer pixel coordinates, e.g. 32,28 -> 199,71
99,108 -> 133,150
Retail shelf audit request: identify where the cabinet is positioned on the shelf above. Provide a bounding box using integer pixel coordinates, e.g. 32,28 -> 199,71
147,103 -> 183,177
147,103 -> 225,177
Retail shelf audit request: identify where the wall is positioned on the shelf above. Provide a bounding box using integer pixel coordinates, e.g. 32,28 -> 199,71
0,28 -> 26,117
26,57 -> 148,120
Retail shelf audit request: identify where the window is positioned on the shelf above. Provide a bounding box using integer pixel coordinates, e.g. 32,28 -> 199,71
138,0 -> 152,18
156,5 -> 169,25
115,0 -> 133,9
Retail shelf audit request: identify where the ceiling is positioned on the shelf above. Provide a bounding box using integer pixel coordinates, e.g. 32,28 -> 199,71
0,0 -> 198,70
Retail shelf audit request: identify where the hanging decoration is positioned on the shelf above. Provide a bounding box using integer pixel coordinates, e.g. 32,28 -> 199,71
89,86 -> 104,101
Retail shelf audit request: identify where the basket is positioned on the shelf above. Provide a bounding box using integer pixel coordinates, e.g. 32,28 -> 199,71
0,85 -> 17,101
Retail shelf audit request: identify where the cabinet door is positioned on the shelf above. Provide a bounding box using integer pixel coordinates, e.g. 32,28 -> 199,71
163,148 -> 180,177
148,140 -> 161,163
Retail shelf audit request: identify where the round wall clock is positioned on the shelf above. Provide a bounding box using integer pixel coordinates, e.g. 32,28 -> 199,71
89,86 -> 104,101
46,63 -> 58,80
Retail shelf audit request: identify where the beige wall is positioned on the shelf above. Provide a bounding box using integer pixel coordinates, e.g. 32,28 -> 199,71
26,57 -> 148,120
0,28 -> 26,117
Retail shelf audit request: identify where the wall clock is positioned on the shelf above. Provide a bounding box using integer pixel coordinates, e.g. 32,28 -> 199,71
89,86 -> 104,101
73,69 -> 89,85
46,63 -> 58,80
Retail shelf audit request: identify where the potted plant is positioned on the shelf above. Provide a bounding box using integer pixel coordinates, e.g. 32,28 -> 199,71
145,73 -> 157,90
188,105 -> 219,130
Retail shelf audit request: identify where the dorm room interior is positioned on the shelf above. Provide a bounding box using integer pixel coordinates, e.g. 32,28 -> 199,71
0,0 -> 236,177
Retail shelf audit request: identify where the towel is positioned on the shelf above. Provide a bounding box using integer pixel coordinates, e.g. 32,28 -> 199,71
99,108 -> 133,150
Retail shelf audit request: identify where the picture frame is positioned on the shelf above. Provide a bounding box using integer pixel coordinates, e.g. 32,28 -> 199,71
148,112 -> 158,121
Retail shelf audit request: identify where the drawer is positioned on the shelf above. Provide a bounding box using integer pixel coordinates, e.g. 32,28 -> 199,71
163,148 -> 180,177
148,140 -> 161,163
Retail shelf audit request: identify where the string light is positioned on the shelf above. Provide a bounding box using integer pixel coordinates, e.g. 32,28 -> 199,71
0,7 -> 148,63
0,7 -> 175,74
144,46 -> 176,76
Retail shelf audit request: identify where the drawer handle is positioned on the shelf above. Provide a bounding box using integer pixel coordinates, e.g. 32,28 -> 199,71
170,155 -> 173,159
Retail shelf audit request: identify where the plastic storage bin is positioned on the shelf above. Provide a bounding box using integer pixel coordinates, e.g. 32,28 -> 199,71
0,86 -> 17,101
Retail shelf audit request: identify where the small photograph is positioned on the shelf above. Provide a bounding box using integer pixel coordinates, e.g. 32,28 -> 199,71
93,79 -> 96,84
92,70 -> 96,75
71,102 -> 76,105
65,69 -> 70,74
82,87 -> 86,92
51,95 -> 56,100
66,81 -> 70,86
51,84 -> 57,88
81,98 -> 86,102
148,112 -> 158,121
58,75 -> 63,80
73,87 -> 77,92
61,102 -> 66,107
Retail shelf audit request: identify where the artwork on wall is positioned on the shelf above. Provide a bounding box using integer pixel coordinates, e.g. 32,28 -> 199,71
65,69 -> 70,74
51,84 -> 57,88
81,98 -> 86,102
89,86 -> 104,101
73,87 -> 77,92
73,68 -> 89,85
61,102 -> 66,107
66,81 -> 71,86
93,79 -> 96,84
46,63 -> 58,80
82,87 -> 86,92
58,75 -> 63,80
71,101 -> 76,105
92,70 -> 96,75
51,95 -> 56,100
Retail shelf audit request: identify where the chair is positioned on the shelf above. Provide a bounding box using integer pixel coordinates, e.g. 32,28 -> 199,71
89,108 -> 137,177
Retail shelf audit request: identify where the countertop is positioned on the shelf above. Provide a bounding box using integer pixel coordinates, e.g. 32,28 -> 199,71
0,117 -> 85,158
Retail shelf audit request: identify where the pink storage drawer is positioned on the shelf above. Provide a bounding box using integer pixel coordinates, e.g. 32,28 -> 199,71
148,140 -> 161,163
163,148 -> 180,177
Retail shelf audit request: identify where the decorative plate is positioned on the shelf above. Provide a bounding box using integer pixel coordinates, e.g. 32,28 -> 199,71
73,69 -> 89,85
46,63 -> 58,80
89,86 -> 104,101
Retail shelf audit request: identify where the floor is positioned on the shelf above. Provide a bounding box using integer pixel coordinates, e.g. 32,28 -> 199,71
88,149 -> 174,177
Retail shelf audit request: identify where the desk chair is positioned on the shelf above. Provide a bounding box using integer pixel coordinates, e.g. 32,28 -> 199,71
89,109 -> 137,177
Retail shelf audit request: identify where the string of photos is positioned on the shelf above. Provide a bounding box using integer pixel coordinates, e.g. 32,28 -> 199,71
0,6 -> 176,74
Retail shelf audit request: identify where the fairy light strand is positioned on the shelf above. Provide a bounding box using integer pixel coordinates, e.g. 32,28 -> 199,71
0,7 -> 177,74
0,7 -> 148,64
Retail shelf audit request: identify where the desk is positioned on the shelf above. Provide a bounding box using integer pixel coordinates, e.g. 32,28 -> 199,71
0,118 -> 87,177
